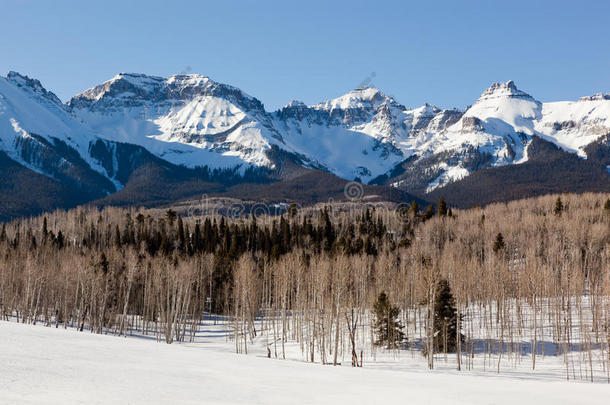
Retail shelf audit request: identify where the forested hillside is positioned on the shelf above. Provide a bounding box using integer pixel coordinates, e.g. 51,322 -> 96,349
426,137 -> 610,207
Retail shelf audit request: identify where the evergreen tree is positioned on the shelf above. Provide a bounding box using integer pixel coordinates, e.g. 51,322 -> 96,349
438,198 -> 448,217
159,229 -> 171,256
288,202 -> 298,218
177,216 -> 185,253
373,291 -> 405,349
554,197 -> 563,216
364,236 -> 378,256
408,200 -> 419,218
280,216 -> 291,253
165,209 -> 177,226
423,205 -> 435,221
42,217 -> 48,240
433,280 -> 463,353
115,225 -> 122,248
97,253 -> 109,275
228,231 -> 240,259
492,232 -> 505,254
321,208 -> 335,251
56,230 -> 65,250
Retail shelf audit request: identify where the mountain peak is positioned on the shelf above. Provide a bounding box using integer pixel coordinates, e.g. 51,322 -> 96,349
106,72 -> 177,88
284,99 -> 307,108
316,86 -> 394,111
5,71 -> 63,106
578,93 -> 610,102
70,73 -> 165,105
477,80 -> 535,103
7,71 -> 30,82
168,73 -> 210,80
415,102 -> 441,114
70,72 -> 262,112
111,72 -> 163,80
349,85 -> 384,98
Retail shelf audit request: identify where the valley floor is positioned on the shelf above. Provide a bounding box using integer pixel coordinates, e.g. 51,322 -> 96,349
1,321 -> 609,404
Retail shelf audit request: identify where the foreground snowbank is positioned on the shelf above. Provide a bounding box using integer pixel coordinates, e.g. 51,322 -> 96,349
1,321 -> 608,404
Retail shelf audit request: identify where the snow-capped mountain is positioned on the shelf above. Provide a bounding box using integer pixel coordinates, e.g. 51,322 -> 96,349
374,80 -> 610,192
273,87 -> 407,180
0,70 -> 608,219
0,72 -> 214,209
65,73 -> 610,190
0,72 -> 118,197
404,80 -> 541,191
69,73 -> 284,171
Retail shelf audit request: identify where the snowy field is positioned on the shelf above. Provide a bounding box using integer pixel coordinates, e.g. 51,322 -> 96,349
1,321 -> 609,405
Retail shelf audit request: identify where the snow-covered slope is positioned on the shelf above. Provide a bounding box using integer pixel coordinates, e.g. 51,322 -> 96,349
273,88 -> 408,181
1,70 -> 608,198
272,82 -> 540,187
69,73 -> 283,170
385,81 -> 610,191
537,93 -> 610,156
411,81 -> 541,190
3,321 -> 610,405
1,73 -> 94,172
437,81 -> 539,162
68,73 -> 610,190
0,72 -> 118,194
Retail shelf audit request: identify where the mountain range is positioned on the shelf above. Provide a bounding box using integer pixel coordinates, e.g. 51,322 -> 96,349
1,71 -> 609,219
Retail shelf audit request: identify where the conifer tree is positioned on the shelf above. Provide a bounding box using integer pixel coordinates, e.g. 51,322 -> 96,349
423,205 -> 435,221
288,202 -> 298,218
42,217 -> 48,240
177,216 -> 185,253
554,197 -> 563,216
321,208 -> 335,251
56,230 -> 65,250
433,280 -> 463,353
115,225 -> 122,248
493,232 -> 505,254
408,200 -> 419,218
165,209 -> 177,226
373,291 -> 405,349
364,237 -> 378,256
438,198 -> 448,217
97,253 -> 109,274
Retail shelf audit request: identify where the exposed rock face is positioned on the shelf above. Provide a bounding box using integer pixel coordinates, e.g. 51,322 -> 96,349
461,116 -> 484,132
476,80 -> 536,102
579,93 -> 610,102
70,73 -> 266,113
553,121 -> 577,131
6,72 -> 63,107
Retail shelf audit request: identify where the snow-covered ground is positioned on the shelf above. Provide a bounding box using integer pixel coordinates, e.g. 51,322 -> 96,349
1,321 -> 609,405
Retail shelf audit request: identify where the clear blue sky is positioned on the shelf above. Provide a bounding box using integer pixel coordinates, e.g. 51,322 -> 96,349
1,0 -> 609,110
